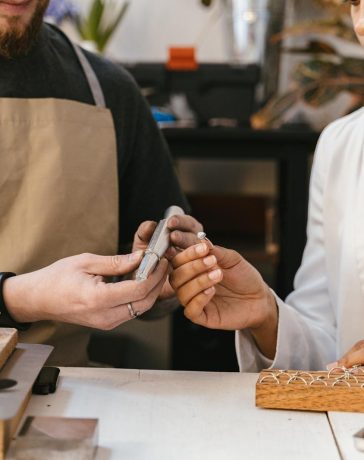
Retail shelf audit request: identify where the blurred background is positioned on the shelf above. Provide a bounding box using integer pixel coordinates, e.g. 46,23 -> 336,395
46,0 -> 364,372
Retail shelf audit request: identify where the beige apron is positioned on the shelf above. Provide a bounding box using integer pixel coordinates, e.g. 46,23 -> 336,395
0,43 -> 119,365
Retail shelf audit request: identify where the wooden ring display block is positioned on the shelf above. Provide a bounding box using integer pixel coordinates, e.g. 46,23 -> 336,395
256,369 -> 364,413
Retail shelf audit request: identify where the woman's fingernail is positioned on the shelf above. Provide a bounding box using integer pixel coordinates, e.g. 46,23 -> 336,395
203,255 -> 216,266
326,361 -> 338,370
208,269 -> 222,280
196,243 -> 207,254
204,287 -> 215,295
128,250 -> 143,262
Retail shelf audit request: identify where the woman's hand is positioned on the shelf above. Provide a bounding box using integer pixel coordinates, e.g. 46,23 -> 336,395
3,251 -> 169,330
328,340 -> 364,369
132,214 -> 203,299
170,242 -> 279,359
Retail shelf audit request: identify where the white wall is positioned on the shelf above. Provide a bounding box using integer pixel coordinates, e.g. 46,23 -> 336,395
73,0 -> 227,62
70,0 -> 276,197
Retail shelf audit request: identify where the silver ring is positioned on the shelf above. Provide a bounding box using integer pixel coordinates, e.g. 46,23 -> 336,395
287,375 -> 307,385
127,302 -> 139,319
144,248 -> 161,262
297,371 -> 314,382
309,377 -> 327,386
351,365 -> 364,375
343,371 -> 358,383
328,366 -> 346,379
276,370 -> 290,380
332,378 -> 351,387
258,373 -> 279,385
197,231 -> 213,247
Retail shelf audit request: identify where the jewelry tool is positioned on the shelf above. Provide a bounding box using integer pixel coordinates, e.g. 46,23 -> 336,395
135,205 -> 185,281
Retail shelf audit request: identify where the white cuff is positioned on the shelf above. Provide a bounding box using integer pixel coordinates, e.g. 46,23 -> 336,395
235,329 -> 273,373
235,292 -> 333,372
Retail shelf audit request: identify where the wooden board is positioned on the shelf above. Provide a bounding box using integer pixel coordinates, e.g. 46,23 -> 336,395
0,343 -> 52,460
256,369 -> 364,413
0,329 -> 17,370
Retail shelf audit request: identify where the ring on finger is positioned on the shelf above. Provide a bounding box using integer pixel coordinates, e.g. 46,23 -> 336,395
127,302 -> 140,319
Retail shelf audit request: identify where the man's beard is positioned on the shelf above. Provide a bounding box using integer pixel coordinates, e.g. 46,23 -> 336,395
0,0 -> 50,59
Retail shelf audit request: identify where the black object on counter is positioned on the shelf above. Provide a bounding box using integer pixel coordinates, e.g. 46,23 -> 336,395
0,379 -> 17,391
32,367 -> 60,395
123,63 -> 260,127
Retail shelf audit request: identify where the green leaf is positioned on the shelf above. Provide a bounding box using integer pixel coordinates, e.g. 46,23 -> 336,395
78,0 -> 104,42
98,2 -> 130,52
76,0 -> 130,53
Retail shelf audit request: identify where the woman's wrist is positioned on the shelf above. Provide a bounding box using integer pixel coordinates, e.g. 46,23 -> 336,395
249,285 -> 278,360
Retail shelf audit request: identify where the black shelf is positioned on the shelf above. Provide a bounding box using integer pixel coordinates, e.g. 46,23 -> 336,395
164,127 -> 319,372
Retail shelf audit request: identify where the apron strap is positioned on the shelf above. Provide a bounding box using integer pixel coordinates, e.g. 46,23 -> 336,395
70,42 -> 106,108
45,24 -> 106,108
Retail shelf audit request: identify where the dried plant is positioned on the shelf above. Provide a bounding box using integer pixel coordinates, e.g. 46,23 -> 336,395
314,0 -> 346,7
251,1 -> 364,130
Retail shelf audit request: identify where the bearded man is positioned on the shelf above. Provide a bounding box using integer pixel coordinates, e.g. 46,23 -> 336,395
0,0 -> 48,57
0,0 -> 201,365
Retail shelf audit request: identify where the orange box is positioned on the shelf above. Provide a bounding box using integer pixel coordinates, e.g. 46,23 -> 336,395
166,47 -> 198,71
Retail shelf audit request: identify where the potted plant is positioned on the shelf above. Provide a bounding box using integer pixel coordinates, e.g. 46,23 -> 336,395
75,0 -> 130,54
46,0 -> 129,55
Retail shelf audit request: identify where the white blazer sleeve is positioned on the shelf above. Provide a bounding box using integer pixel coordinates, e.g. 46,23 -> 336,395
236,128 -> 337,372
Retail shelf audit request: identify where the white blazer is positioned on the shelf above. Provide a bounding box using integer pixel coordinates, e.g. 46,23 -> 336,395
236,108 -> 364,371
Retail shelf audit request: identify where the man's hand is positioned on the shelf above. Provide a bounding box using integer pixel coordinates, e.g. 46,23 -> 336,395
170,243 -> 279,359
133,214 -> 203,255
3,251 -> 169,330
132,214 -> 203,299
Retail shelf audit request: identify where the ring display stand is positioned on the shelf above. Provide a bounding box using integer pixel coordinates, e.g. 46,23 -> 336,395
256,368 -> 364,413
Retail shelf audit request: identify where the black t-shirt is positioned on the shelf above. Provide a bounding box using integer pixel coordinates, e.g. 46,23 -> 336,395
0,23 -> 189,249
